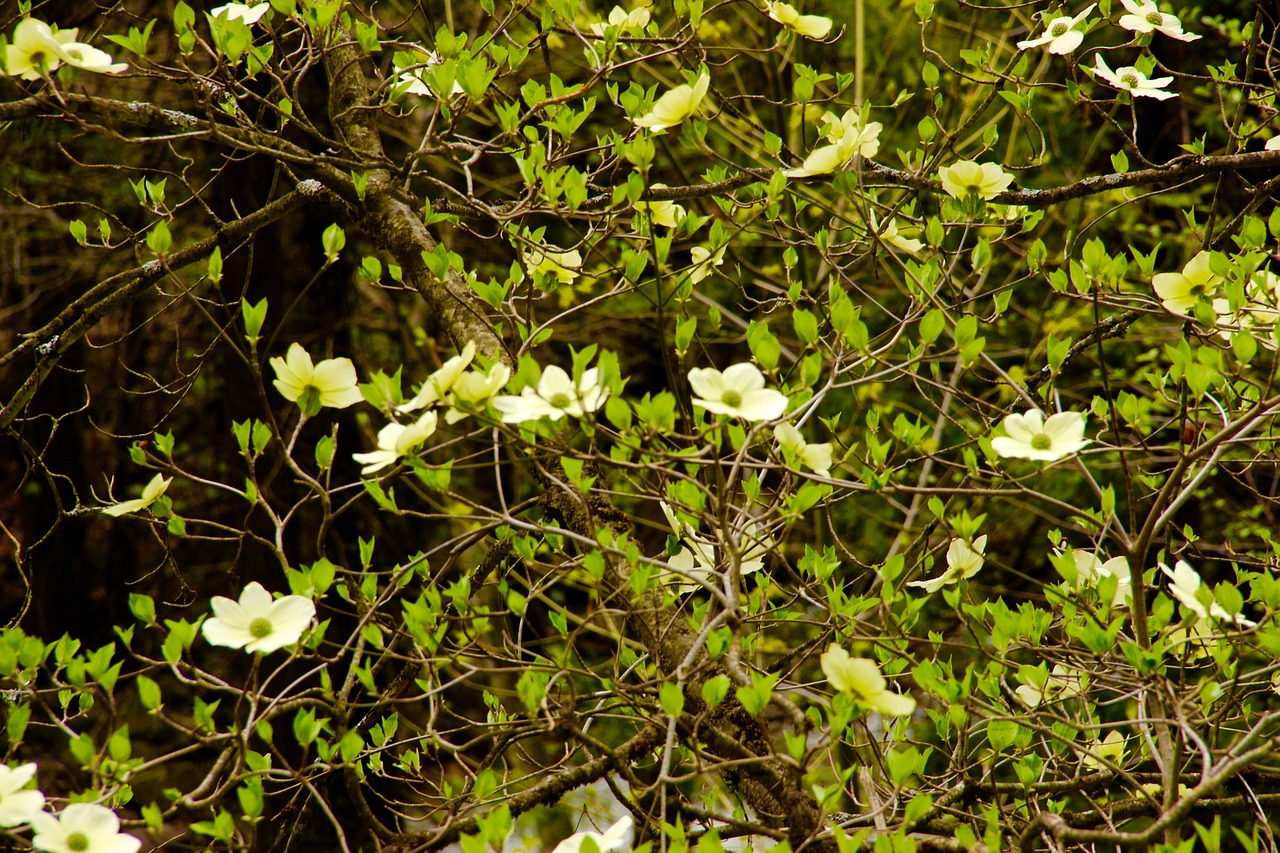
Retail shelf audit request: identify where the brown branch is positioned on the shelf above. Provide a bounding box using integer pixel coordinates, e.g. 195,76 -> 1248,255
388,724 -> 667,853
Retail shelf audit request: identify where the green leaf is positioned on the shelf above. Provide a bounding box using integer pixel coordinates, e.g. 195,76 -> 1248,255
660,681 -> 685,717
701,674 -> 730,707
6,702 -> 31,746
792,309 -> 819,344
137,675 -> 162,710
735,672 -> 779,715
240,296 -> 266,341
321,223 -> 345,263
129,593 -> 156,625
340,730 -> 364,764
747,321 -> 781,370
146,220 -> 171,255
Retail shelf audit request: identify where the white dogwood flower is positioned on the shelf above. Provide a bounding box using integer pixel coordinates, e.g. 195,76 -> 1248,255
660,502 -> 769,591
909,536 -> 988,593
211,3 -> 272,25
991,410 -> 1090,461
392,48 -> 465,97
61,43 -> 126,75
491,366 -> 608,423
1161,560 -> 1255,627
1091,55 -> 1175,100
1067,550 -> 1132,606
201,582 -> 317,654
1116,0 -> 1200,41
688,363 -> 788,421
0,763 -> 44,827
29,803 -> 140,853
551,816 -> 634,853
4,18 -> 79,79
353,411 -> 439,475
1016,4 -> 1096,54
591,6 -> 651,36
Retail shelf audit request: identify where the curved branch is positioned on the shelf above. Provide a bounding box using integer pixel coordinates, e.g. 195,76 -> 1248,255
0,182 -> 323,431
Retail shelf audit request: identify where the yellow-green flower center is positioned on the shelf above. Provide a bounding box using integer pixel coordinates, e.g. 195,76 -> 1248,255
549,392 -> 573,409
1030,433 -> 1053,451
249,617 -> 274,639
1049,21 -> 1069,36
721,390 -> 743,407
1121,72 -> 1140,88
67,833 -> 90,852
1145,11 -> 1164,26
297,384 -> 323,416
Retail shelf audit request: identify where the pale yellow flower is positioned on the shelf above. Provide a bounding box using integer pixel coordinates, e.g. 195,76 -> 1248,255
352,411 -> 439,475
444,362 -> 512,423
524,246 -> 583,284
398,342 -> 477,413
820,645 -> 915,716
1015,664 -> 1082,707
270,343 -> 364,413
1081,731 -> 1126,770
876,216 -> 924,253
774,422 -> 833,476
909,536 -> 987,593
101,473 -> 171,517
765,2 -> 833,39
689,245 -> 726,283
1152,251 -> 1219,315
633,71 -> 710,132
591,5 -> 651,35
784,109 -> 881,178
939,160 -> 1014,200
4,18 -> 78,79
633,184 -> 687,228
